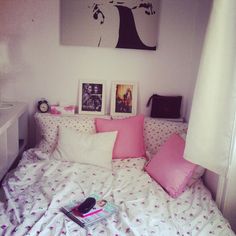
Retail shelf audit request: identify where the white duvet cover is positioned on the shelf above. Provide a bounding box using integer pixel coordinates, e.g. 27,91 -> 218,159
0,149 -> 234,236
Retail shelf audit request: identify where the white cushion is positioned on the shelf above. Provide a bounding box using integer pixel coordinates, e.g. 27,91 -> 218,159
35,113 -> 111,153
51,126 -> 117,169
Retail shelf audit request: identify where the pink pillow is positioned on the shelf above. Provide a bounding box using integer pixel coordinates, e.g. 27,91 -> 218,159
95,115 -> 145,159
145,134 -> 196,198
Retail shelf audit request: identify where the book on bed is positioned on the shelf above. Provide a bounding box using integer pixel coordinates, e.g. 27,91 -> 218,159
61,193 -> 119,228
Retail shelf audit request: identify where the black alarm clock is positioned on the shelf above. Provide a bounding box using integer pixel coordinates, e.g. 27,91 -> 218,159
37,99 -> 49,113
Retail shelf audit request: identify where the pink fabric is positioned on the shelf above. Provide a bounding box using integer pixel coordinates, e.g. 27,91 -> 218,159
50,105 -> 76,115
145,134 -> 196,198
95,115 -> 146,159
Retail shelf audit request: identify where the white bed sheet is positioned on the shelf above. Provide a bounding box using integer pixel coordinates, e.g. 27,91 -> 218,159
0,149 -> 234,236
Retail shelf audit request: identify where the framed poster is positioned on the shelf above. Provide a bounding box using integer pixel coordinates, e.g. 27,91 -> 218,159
79,80 -> 105,115
60,0 -> 159,50
110,81 -> 137,116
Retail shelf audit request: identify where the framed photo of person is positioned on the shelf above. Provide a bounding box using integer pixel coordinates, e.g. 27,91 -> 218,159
79,80 -> 106,115
110,82 -> 138,116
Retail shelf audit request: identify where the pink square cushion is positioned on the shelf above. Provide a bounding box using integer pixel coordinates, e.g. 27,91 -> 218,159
145,134 -> 196,198
95,115 -> 146,159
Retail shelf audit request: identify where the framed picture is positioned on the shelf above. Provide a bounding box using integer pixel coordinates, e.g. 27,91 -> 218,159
79,80 -> 105,115
110,82 -> 137,116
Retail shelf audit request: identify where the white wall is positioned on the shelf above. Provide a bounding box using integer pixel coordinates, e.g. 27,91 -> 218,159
0,0 -> 211,146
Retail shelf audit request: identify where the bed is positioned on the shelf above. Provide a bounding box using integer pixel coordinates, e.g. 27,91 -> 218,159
0,113 -> 234,236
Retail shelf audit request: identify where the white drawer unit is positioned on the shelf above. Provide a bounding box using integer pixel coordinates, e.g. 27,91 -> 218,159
0,102 -> 28,181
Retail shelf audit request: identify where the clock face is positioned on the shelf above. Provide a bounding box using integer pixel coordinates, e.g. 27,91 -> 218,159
38,102 -> 49,113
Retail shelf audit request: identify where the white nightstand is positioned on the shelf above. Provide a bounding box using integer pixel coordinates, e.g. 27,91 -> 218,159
0,102 -> 28,181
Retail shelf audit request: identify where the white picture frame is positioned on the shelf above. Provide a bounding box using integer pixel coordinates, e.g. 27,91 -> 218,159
78,80 -> 106,115
110,81 -> 138,116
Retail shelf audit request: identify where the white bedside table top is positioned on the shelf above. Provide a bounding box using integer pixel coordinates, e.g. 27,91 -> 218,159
0,102 -> 28,136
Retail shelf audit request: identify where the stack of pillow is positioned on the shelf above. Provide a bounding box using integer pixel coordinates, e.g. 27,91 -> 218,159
47,114 -> 204,198
51,115 -> 145,169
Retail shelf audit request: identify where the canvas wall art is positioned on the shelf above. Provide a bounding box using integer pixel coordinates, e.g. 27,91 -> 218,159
60,0 -> 159,50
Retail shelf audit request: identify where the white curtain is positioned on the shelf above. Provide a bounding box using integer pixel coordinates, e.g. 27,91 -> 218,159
184,0 -> 236,176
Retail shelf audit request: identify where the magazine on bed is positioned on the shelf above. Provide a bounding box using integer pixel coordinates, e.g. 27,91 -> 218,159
61,193 -> 119,228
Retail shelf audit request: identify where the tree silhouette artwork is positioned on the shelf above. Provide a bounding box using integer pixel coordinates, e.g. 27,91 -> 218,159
88,1 -> 157,50
60,0 -> 158,50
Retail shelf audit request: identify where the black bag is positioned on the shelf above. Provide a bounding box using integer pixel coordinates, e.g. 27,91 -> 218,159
146,94 -> 182,118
